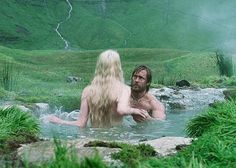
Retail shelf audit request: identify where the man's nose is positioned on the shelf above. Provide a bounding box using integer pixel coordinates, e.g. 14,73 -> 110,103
134,77 -> 140,82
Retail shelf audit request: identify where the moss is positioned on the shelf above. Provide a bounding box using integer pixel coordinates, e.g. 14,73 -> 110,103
84,140 -> 122,149
84,140 -> 156,167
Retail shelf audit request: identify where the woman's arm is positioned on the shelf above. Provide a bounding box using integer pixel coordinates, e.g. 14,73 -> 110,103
48,87 -> 89,127
132,94 -> 166,122
116,85 -> 147,118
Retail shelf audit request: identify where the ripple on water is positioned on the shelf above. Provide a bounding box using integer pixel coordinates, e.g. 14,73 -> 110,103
39,108 -> 201,141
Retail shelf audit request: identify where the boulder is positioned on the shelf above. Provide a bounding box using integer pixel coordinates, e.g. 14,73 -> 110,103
168,102 -> 186,109
17,138 -> 122,167
176,80 -> 190,87
150,87 -> 226,110
140,137 -> 193,156
66,76 -> 81,83
34,103 -> 50,113
0,104 -> 31,112
17,136 -> 194,166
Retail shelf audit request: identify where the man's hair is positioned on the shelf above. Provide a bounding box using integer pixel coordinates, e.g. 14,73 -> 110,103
131,65 -> 152,91
87,49 -> 124,127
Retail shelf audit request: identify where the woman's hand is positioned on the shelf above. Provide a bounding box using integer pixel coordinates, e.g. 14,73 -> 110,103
132,110 -> 152,122
47,115 -> 64,124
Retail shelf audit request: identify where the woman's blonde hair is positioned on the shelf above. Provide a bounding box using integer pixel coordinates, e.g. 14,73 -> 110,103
87,50 -> 124,127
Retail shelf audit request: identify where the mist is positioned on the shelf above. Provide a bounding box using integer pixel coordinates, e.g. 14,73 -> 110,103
151,0 -> 236,53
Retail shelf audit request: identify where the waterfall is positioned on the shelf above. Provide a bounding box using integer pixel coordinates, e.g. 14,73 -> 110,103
55,0 -> 73,50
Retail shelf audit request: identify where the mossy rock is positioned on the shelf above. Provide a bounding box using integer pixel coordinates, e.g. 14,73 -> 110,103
223,89 -> 236,100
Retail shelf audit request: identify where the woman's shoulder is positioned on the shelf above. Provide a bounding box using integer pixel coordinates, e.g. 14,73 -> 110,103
116,81 -> 130,90
83,85 -> 90,91
82,85 -> 92,97
118,83 -> 131,96
123,84 -> 131,91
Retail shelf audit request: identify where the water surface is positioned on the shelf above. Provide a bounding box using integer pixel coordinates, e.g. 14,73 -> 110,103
40,107 -> 206,141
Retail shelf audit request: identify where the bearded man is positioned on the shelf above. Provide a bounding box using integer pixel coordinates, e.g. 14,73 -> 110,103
130,65 -> 166,122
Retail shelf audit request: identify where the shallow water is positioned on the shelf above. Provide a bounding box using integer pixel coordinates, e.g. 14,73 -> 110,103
40,107 -> 206,141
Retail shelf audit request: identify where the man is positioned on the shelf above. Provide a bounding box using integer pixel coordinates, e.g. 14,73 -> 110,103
130,65 -> 166,122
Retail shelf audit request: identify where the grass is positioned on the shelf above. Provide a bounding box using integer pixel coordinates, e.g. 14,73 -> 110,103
199,75 -> 236,88
1,97 -> 235,167
21,100 -> 236,168
20,139 -> 156,168
1,1 -> 235,51
1,1 -> 236,166
118,100 -> 236,168
0,60 -> 14,91
186,100 -> 236,138
22,138 -> 109,168
216,50 -> 234,77
0,46 -> 223,111
0,107 -> 40,154
0,45 -> 235,167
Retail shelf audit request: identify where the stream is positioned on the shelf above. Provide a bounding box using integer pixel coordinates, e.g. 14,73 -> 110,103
55,0 -> 72,49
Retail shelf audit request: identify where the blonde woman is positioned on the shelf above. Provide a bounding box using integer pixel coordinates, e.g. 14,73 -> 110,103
48,49 -> 147,128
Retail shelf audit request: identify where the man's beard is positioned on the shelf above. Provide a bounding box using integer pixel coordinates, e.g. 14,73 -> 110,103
131,83 -> 146,92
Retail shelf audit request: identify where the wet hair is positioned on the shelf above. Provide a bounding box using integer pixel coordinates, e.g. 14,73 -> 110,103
87,49 -> 124,127
131,65 -> 152,91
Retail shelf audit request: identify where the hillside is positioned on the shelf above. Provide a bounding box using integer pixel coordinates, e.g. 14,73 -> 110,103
0,45 -> 219,110
1,0 -> 236,51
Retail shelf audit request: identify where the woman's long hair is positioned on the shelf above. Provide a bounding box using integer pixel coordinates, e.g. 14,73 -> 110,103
87,50 -> 124,127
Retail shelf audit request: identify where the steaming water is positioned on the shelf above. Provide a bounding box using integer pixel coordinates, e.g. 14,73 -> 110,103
40,108 -> 204,141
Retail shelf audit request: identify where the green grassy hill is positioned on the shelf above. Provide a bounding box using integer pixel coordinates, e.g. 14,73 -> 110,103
0,46 -> 219,110
1,0 -> 235,51
1,0 -> 235,110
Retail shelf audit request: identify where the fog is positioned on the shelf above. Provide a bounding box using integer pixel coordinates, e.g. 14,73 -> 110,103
197,1 -> 236,52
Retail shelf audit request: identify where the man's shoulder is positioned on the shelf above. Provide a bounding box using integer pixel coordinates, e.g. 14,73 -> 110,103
146,92 -> 162,104
146,92 -> 156,100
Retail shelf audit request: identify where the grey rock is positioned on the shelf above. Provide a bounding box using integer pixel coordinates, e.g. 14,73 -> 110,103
150,87 -> 225,110
17,138 -> 122,167
67,76 -> 81,83
169,102 -> 186,109
139,136 -> 194,156
35,103 -> 50,113
17,136 -> 194,166
0,104 -> 31,112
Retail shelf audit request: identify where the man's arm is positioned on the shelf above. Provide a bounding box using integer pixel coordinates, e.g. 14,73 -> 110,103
149,94 -> 166,120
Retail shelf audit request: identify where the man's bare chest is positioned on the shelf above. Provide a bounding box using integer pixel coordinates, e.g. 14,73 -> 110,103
130,98 -> 152,113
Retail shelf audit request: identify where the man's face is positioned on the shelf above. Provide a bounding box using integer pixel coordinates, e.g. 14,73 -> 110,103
131,70 -> 148,92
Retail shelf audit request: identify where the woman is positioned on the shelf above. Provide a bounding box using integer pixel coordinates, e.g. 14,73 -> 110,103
48,49 -> 147,128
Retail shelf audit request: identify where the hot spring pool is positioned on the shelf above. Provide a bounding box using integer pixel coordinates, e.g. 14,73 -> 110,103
40,108 -> 205,141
